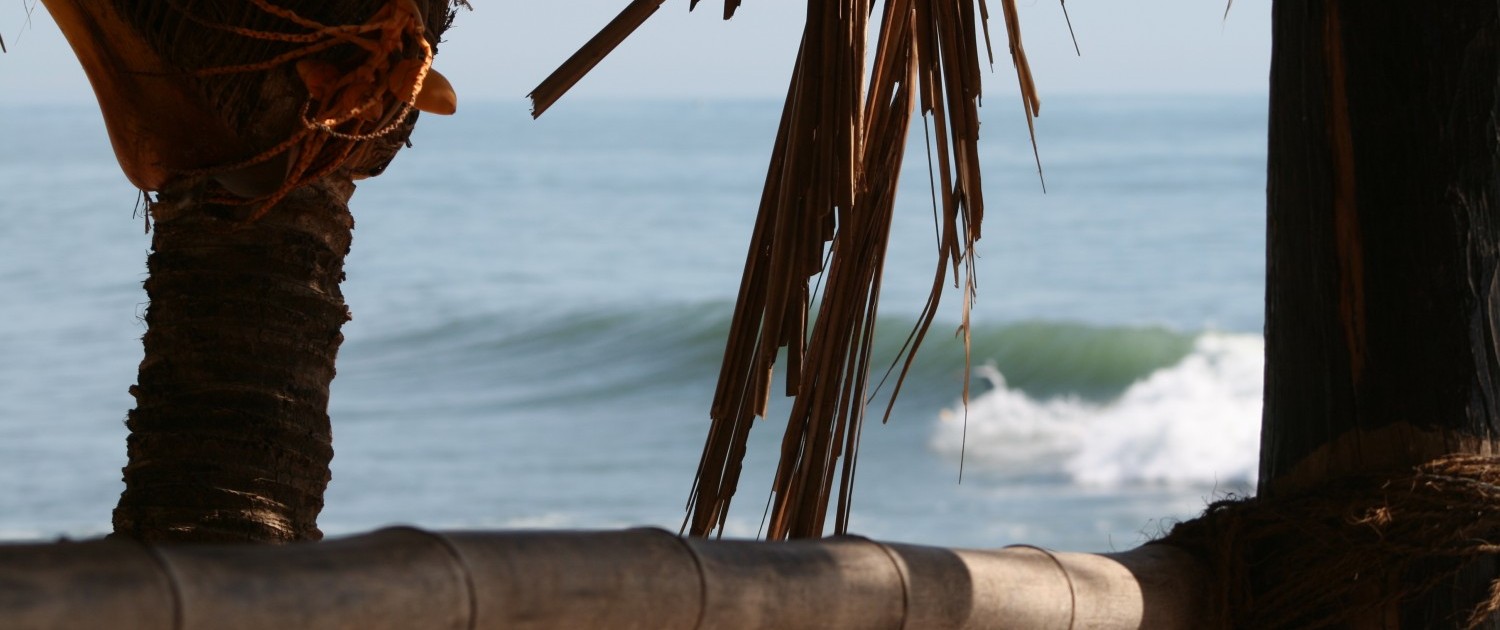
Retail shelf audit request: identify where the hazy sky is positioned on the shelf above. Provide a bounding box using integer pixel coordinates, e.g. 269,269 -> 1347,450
0,0 -> 1267,105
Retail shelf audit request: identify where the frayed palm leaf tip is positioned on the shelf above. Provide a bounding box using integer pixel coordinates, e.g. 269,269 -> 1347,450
681,0 -> 1038,541
688,0 -> 741,19
528,0 -> 666,118
529,0 -> 746,116
534,0 -> 1042,541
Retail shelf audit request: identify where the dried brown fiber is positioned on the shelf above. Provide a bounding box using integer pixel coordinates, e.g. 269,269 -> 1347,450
531,0 -> 1041,540
1162,454 -> 1500,629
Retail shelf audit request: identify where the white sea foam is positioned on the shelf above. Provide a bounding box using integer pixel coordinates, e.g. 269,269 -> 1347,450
931,332 -> 1263,487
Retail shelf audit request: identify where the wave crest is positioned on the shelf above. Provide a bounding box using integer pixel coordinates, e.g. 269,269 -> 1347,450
931,332 -> 1262,488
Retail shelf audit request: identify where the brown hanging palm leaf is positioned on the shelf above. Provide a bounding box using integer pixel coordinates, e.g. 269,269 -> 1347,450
533,0 -> 1040,540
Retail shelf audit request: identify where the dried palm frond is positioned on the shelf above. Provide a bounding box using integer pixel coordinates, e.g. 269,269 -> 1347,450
686,0 -> 1039,540
533,0 -> 1040,540
689,0 -> 741,20
529,0 -> 667,118
529,0 -> 747,116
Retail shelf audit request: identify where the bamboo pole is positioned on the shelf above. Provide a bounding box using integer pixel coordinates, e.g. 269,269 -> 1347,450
0,527 -> 1205,629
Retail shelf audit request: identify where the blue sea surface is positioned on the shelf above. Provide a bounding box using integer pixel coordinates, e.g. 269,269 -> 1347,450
0,95 -> 1267,549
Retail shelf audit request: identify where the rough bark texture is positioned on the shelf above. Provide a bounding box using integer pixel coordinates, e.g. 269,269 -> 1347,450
85,0 -> 459,544
113,179 -> 354,544
1261,1 -> 1500,625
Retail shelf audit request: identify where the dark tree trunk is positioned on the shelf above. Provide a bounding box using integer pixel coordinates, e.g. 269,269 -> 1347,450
1262,1 -> 1500,625
63,0 -> 460,544
112,178 -> 354,543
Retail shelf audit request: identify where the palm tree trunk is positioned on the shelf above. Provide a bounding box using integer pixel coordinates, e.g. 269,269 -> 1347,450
113,177 -> 354,543
1261,1 -> 1500,625
41,0 -> 457,543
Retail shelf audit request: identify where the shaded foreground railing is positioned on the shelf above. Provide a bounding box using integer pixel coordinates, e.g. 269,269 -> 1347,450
3,527 -> 1206,629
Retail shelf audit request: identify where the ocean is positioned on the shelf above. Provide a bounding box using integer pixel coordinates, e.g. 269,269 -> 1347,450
0,94 -> 1267,551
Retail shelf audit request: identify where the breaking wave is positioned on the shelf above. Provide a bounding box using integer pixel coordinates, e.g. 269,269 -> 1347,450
930,332 -> 1262,488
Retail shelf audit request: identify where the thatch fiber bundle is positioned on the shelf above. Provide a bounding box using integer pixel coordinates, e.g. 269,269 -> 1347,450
1163,454 -> 1500,629
533,0 -> 1042,541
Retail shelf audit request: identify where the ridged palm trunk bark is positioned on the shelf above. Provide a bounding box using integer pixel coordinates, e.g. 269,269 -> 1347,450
113,178 -> 355,543
1261,1 -> 1500,626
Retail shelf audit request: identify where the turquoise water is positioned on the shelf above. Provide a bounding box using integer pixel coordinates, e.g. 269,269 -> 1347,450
0,95 -> 1266,549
